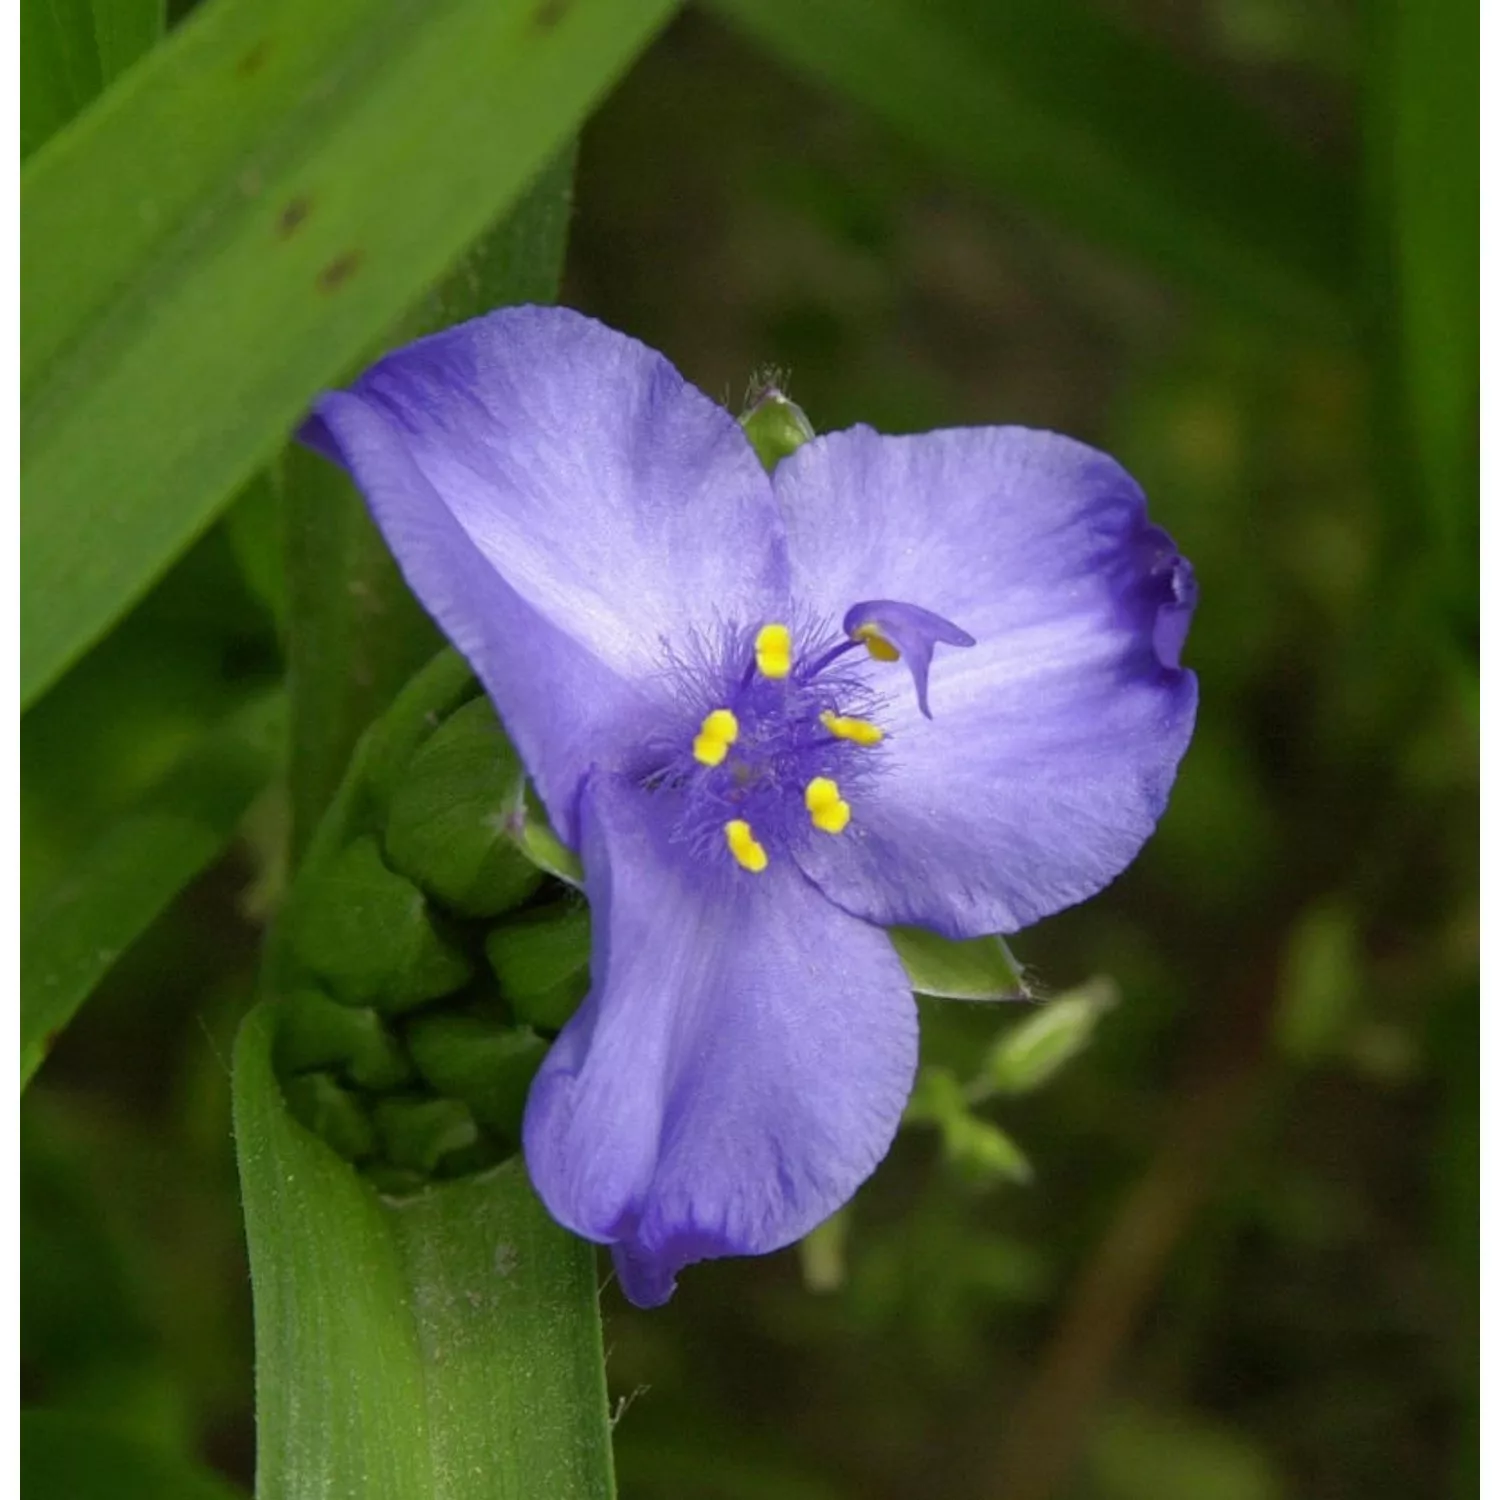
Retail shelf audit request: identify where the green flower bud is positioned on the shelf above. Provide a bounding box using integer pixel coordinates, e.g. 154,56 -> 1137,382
939,1114 -> 1033,1187
739,384 -> 815,472
275,988 -> 412,1091
282,1072 -> 378,1162
361,649 -> 482,817
484,905 -> 590,1031
383,698 -> 544,918
982,979 -> 1117,1095
373,1095 -> 483,1176
289,836 -> 473,1012
405,1014 -> 549,1140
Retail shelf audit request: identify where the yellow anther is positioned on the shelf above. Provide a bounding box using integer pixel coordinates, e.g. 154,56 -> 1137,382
724,819 -> 769,872
692,707 -> 740,766
852,623 -> 900,662
804,776 -> 852,834
819,710 -> 884,747
754,623 -> 793,679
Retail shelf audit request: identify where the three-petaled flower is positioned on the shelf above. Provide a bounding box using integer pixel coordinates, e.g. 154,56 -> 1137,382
303,306 -> 1198,1307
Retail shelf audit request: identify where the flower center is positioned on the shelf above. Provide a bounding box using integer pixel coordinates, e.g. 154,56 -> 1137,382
643,600 -> 974,874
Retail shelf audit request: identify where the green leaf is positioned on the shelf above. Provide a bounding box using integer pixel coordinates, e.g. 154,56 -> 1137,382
1369,0 -> 1477,633
708,0 -> 1356,332
233,1002 -> 615,1499
22,1409 -> 245,1500
20,691 -> 284,1088
889,926 -> 1030,1001
20,0 -> 164,159
21,0 -> 678,708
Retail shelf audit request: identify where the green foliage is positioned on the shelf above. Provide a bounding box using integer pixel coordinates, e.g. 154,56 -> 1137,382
709,0 -> 1356,333
234,1004 -> 615,1499
21,691 -> 284,1088
20,0 -> 163,158
21,0 -> 679,707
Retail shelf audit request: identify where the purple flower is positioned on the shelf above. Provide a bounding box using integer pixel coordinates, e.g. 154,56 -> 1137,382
302,306 -> 1198,1307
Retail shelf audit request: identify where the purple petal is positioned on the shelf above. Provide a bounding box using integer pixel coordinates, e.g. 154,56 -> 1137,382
522,773 -> 918,1307
302,306 -> 789,843
775,425 -> 1198,937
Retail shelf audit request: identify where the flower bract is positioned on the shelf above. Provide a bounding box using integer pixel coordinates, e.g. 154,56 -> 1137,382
302,306 -> 1198,1306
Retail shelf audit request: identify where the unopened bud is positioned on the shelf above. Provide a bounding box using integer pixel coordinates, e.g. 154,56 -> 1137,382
983,979 -> 1117,1095
383,698 -> 544,918
740,385 -> 815,472
275,987 -> 412,1090
374,1095 -> 485,1176
941,1113 -> 1033,1186
289,836 -> 473,1011
485,905 -> 590,1031
361,649 -> 481,816
405,1015 -> 549,1141
283,1071 -> 378,1162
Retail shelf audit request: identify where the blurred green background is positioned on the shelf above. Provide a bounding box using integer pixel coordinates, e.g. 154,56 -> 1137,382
22,2 -> 1476,1498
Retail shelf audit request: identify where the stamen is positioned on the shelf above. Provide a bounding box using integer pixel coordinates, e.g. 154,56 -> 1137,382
819,710 -> 884,747
724,819 -> 769,872
851,623 -> 901,662
692,707 -> 739,766
804,777 -> 851,834
754,623 -> 793,679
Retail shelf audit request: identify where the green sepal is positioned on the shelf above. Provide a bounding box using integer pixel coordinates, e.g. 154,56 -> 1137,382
740,386 -> 816,470
360,648 -> 483,820
374,1095 -> 484,1176
383,698 -> 545,918
288,835 -> 473,1012
283,1072 -> 379,1163
485,905 -> 591,1031
406,1014 -> 551,1140
890,926 -> 1031,1001
982,978 -> 1116,1095
275,987 -> 413,1091
510,786 -> 585,888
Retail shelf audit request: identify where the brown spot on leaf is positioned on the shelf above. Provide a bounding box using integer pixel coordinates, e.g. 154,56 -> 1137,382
533,0 -> 570,29
236,39 -> 273,77
316,251 -> 364,293
276,197 -> 312,238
